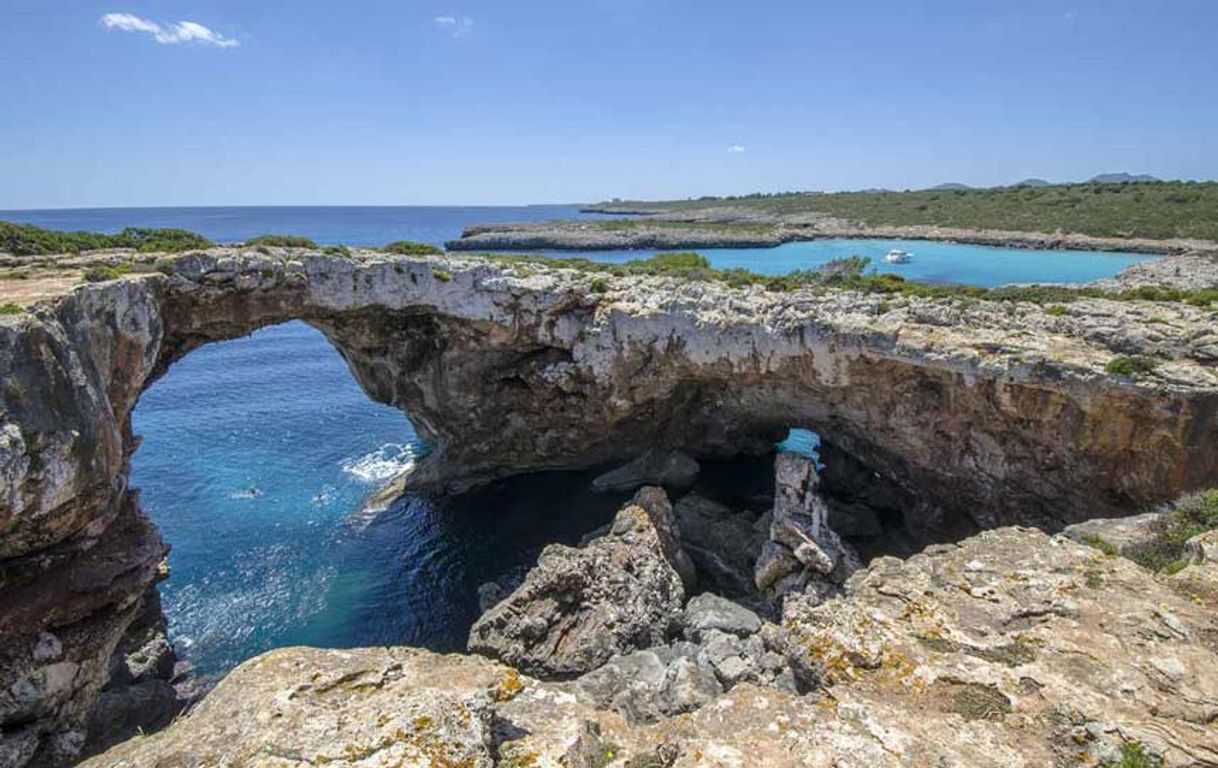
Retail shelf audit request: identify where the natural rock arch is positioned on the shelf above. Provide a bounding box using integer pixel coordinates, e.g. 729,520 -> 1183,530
2,247 -> 1216,766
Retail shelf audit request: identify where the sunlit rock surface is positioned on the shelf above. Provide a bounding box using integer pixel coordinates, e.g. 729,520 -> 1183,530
84,525 -> 1218,767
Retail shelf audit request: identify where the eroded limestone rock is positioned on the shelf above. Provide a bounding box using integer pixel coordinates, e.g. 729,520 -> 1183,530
85,524 -> 1218,768
467,487 -> 689,677
754,451 -> 860,606
4,247 -> 1218,764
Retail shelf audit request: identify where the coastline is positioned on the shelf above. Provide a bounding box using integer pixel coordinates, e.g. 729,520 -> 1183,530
447,217 -> 1216,256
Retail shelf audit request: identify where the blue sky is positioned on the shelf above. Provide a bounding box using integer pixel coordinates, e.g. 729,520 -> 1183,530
3,0 -> 1216,208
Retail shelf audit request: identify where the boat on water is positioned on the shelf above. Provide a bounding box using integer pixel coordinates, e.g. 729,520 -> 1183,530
884,249 -> 913,264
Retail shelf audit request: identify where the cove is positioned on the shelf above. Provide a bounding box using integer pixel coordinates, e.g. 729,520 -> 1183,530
506,237 -> 1154,287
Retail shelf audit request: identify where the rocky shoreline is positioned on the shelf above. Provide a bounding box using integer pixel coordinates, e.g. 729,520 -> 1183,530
2,246 -> 1217,766
447,214 -> 1218,256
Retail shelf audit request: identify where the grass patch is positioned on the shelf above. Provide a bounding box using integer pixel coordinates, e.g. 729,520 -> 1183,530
1,221 -> 213,255
83,263 -> 134,283
1105,355 -> 1160,377
1045,304 -> 1068,316
0,303 -> 23,314
323,245 -> 351,256
432,269 -> 452,282
383,240 -> 442,256
244,234 -> 318,248
1126,489 -> 1218,573
589,277 -> 609,293
590,181 -> 1218,241
1082,534 -> 1120,557
1108,741 -> 1162,768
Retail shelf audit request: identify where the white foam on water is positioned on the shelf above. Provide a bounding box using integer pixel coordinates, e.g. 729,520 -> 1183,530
341,443 -> 418,484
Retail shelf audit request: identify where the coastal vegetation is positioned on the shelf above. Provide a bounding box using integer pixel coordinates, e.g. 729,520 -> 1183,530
383,240 -> 442,255
0,220 -> 213,255
592,181 -> 1218,241
0,302 -> 22,314
1126,489 -> 1218,575
244,235 -> 318,248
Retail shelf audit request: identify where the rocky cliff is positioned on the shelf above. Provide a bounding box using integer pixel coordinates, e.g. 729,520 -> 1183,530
2,246 -> 1217,764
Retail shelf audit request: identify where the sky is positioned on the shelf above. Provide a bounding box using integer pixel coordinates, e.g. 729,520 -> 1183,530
2,0 -> 1217,208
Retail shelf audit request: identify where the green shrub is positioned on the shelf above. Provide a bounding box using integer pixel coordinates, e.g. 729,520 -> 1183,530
589,278 -> 609,293
0,303 -> 23,314
1105,355 -> 1160,377
119,227 -> 213,253
0,221 -> 212,255
384,240 -> 442,256
432,269 -> 452,282
244,235 -> 318,249
1046,305 -> 1068,316
1082,534 -> 1120,558
323,245 -> 351,256
1111,741 -> 1162,768
1126,489 -> 1218,573
83,263 -> 134,283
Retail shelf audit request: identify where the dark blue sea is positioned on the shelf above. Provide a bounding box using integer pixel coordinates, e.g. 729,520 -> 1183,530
0,205 -> 1153,677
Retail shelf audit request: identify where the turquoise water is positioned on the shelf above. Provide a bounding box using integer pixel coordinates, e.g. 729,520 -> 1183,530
512,238 -> 1154,288
4,206 -> 1154,677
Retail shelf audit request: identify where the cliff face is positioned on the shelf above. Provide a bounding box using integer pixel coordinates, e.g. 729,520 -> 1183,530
1,247 -> 1217,764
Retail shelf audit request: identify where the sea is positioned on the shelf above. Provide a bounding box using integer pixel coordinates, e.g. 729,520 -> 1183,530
0,205 -> 1154,676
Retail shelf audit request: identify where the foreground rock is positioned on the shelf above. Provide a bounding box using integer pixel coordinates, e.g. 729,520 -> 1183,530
86,524 -> 1218,768
467,487 -> 691,677
3,246 -> 1218,763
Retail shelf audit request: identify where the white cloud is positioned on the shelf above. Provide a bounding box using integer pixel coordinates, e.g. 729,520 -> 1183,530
100,12 -> 239,48
433,15 -> 474,36
727,144 -> 747,154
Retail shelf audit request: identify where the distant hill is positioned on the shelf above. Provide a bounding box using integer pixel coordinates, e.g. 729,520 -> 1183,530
1088,172 -> 1160,184
930,183 -> 972,190
1011,178 -> 1052,187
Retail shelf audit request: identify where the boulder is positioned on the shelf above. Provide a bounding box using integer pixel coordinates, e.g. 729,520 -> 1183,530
673,493 -> 767,597
681,593 -> 762,641
467,487 -> 689,677
591,450 -> 700,494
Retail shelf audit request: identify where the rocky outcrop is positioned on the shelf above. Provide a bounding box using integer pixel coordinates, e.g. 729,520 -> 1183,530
467,487 -> 690,677
83,523 -> 1218,768
591,450 -> 700,494
754,452 -> 860,607
3,246 -> 1218,763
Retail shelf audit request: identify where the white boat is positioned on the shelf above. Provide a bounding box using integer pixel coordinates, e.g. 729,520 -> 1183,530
884,249 -> 913,264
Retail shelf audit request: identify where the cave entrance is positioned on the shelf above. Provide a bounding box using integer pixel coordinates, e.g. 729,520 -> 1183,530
675,427 -> 981,600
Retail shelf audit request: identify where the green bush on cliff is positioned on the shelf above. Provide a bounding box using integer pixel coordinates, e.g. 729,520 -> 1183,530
0,303 -> 23,314
244,234 -> 318,249
1105,355 -> 1159,377
383,240 -> 443,256
0,221 -> 212,256
83,263 -> 134,282
1126,489 -> 1218,573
